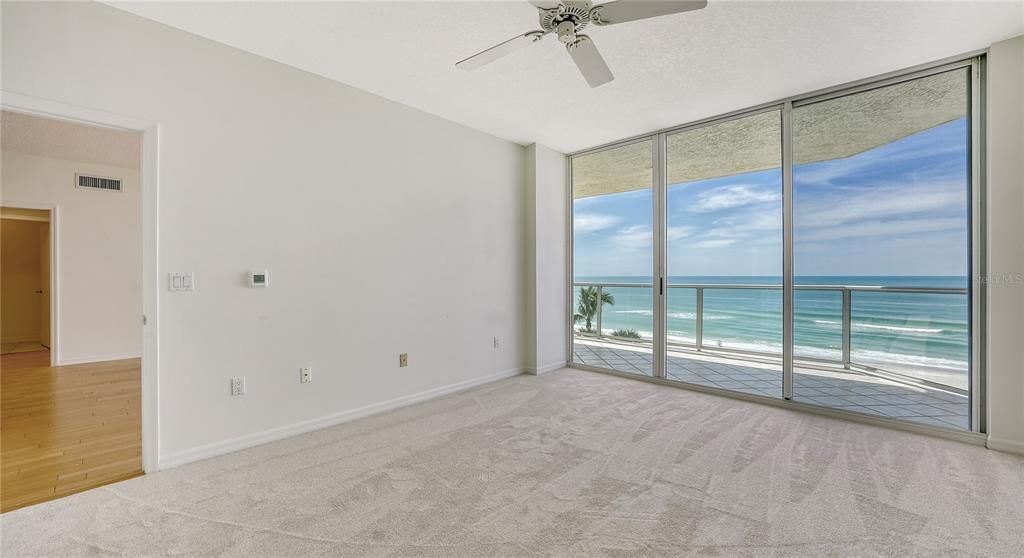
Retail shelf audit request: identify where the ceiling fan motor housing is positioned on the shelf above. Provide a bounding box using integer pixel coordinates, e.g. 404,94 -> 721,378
541,1 -> 593,43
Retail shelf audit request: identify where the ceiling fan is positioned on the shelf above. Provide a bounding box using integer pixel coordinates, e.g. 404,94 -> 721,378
455,0 -> 707,88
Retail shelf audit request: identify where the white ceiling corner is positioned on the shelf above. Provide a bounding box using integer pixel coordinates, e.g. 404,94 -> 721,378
105,1 -> 1023,153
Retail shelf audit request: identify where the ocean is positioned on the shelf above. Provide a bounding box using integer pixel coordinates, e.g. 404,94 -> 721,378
573,276 -> 969,376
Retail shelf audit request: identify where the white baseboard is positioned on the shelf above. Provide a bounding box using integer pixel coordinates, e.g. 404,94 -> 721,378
58,352 -> 141,366
524,362 -> 566,375
159,367 -> 525,470
987,435 -> 1024,455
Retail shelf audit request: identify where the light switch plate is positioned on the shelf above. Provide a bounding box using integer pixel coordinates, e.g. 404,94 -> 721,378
169,272 -> 195,292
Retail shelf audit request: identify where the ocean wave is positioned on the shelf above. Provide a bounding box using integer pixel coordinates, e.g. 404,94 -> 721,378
659,335 -> 967,371
810,319 -> 942,335
616,309 -> 730,320
855,323 -> 943,334
613,309 -> 653,316
853,349 -> 967,371
666,334 -> 696,345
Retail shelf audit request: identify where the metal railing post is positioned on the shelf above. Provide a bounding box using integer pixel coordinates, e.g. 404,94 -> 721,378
596,285 -> 603,337
842,288 -> 852,369
695,287 -> 704,351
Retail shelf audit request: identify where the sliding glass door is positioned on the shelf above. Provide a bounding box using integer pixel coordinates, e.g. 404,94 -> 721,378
791,68 -> 973,430
663,110 -> 784,397
569,58 -> 980,432
571,139 -> 655,376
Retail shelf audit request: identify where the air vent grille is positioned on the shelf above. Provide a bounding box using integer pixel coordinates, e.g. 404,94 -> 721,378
76,174 -> 122,192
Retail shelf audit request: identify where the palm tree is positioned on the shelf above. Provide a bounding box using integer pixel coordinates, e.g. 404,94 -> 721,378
574,286 -> 614,333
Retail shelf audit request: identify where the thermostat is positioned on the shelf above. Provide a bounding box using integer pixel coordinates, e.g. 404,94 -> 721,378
248,270 -> 269,287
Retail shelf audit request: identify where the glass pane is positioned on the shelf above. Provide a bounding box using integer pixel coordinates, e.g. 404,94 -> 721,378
851,289 -> 969,390
794,289 -> 843,361
571,139 -> 654,376
792,69 -> 971,431
666,287 -> 696,345
664,110 -> 783,398
702,288 -> 782,354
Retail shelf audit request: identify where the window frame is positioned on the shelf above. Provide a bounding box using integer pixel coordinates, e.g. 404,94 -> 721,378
566,52 -> 986,436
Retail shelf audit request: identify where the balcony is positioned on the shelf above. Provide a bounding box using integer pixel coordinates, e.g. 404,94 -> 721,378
572,281 -> 970,431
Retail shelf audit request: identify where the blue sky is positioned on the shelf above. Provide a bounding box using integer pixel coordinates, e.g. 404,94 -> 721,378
573,118 -> 969,278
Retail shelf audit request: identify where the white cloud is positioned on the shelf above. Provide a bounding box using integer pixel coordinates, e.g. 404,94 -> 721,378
705,211 -> 781,238
573,213 -> 620,234
693,184 -> 780,212
693,239 -> 737,248
612,225 -> 653,250
795,181 -> 966,228
796,138 -> 965,187
667,226 -> 692,242
611,224 -> 691,250
669,208 -> 780,249
796,217 -> 966,243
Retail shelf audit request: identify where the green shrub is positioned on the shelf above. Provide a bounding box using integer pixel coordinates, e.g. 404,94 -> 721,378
611,328 -> 642,339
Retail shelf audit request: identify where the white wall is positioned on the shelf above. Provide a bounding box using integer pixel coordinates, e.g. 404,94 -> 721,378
986,35 -> 1024,455
1,1 -> 526,465
525,144 -> 568,374
2,152 -> 142,363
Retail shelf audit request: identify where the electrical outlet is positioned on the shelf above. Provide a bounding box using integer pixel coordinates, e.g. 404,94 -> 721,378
231,376 -> 246,396
493,336 -> 500,349
300,367 -> 312,383
399,353 -> 408,367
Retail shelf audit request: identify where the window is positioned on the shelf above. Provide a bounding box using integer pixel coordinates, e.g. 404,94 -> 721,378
792,69 -> 971,429
664,110 -> 784,397
571,139 -> 654,376
569,60 -> 980,432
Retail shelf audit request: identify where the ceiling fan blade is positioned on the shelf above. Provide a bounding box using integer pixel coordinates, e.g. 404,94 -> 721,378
591,0 -> 707,26
456,31 -> 546,71
528,0 -> 561,8
566,35 -> 614,88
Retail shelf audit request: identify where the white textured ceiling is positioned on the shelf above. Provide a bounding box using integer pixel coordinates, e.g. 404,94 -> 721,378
106,1 -> 1023,153
1,110 -> 141,169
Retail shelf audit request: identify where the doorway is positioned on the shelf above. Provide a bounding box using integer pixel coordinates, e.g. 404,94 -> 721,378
1,207 -> 53,359
1,109 -> 147,512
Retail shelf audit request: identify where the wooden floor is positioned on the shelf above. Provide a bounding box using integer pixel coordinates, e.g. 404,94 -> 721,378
1,351 -> 142,513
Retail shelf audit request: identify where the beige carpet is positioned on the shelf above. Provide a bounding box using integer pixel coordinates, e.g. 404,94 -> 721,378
3,368 -> 1023,556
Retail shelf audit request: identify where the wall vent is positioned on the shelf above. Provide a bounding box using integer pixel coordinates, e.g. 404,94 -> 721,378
76,173 -> 122,192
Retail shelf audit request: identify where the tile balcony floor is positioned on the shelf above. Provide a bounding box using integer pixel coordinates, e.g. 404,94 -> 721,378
573,337 -> 969,431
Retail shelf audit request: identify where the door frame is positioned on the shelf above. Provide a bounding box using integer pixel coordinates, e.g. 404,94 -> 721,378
0,203 -> 58,364
1,91 -> 161,474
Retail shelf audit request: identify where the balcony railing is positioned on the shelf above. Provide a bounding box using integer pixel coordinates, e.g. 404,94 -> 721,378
572,281 -> 968,386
